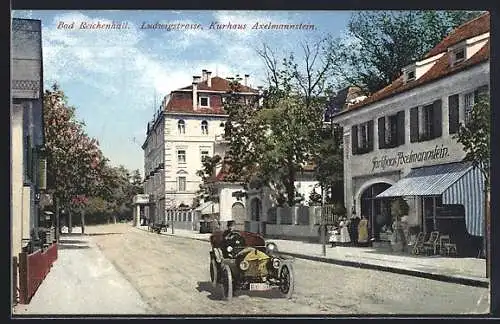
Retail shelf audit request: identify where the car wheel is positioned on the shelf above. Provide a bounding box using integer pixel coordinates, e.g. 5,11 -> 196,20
220,264 -> 233,301
210,257 -> 219,288
278,264 -> 295,299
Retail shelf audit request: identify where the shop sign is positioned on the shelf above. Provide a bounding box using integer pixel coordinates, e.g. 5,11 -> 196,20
372,144 -> 450,172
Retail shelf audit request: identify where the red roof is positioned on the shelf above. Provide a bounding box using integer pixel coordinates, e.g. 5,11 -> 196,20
340,12 -> 490,113
166,76 -> 258,115
425,12 -> 490,58
180,76 -> 258,93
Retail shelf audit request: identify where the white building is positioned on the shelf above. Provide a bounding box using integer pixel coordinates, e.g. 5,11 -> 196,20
330,13 -> 489,256
142,70 -> 258,229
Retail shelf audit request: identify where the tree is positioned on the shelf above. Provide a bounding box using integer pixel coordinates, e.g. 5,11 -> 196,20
329,10 -> 485,95
43,84 -> 106,229
454,92 -> 490,276
221,41 -> 334,206
195,155 -> 222,205
314,124 -> 344,204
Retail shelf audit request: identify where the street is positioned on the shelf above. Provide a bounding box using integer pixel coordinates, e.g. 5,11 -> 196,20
87,223 -> 488,315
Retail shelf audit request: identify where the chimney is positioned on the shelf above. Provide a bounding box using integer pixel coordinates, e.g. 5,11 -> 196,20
193,75 -> 200,110
202,69 -> 207,81
207,71 -> 212,87
244,74 -> 249,86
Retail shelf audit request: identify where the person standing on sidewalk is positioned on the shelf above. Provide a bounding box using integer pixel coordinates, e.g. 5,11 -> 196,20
350,215 -> 360,246
339,217 -> 351,246
358,215 -> 369,247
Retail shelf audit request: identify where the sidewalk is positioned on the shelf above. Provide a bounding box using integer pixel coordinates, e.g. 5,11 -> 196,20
12,234 -> 152,316
137,226 -> 489,288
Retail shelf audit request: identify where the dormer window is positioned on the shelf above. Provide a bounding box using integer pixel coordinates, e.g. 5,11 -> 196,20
452,47 -> 466,64
405,69 -> 416,82
199,96 -> 209,108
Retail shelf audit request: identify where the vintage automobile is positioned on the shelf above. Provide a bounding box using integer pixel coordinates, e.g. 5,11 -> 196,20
209,229 -> 295,300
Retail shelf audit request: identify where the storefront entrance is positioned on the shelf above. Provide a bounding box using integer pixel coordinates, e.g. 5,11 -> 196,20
360,183 -> 391,241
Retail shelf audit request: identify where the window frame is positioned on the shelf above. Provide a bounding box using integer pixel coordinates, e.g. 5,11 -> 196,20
200,150 -> 209,162
199,96 -> 210,108
453,47 -> 466,64
201,120 -> 208,134
177,149 -> 186,164
177,119 -> 185,134
177,176 -> 187,192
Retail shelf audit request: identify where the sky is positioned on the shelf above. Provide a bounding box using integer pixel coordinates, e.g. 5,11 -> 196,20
11,10 -> 353,175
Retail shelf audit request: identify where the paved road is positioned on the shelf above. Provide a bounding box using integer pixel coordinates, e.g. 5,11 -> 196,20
89,223 -> 489,315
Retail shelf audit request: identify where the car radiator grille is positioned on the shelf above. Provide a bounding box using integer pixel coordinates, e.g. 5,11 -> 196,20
245,259 -> 268,277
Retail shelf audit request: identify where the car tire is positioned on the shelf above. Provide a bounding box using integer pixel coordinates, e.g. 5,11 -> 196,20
220,264 -> 233,301
210,257 -> 219,288
278,263 -> 295,299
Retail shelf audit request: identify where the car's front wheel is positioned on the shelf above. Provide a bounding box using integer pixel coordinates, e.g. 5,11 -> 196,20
210,257 -> 219,288
278,263 -> 295,299
219,264 -> 233,301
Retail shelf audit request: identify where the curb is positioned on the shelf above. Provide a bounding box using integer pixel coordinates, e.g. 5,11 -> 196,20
278,251 -> 489,288
135,227 -> 489,288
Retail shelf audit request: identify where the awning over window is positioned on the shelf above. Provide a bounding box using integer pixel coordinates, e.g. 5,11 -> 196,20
376,162 -> 485,236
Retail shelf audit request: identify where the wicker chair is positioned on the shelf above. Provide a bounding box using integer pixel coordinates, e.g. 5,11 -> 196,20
422,231 -> 440,255
412,232 -> 426,255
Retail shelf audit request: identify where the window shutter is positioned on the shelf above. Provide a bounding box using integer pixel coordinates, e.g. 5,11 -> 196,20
448,95 -> 459,134
378,117 -> 386,149
433,100 -> 442,138
410,107 -> 419,143
367,120 -> 374,151
397,111 -> 405,145
351,125 -> 358,155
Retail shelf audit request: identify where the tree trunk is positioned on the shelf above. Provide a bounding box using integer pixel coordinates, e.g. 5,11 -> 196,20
113,214 -> 117,224
68,209 -> 73,233
55,197 -> 60,242
285,162 -> 296,206
80,209 -> 85,235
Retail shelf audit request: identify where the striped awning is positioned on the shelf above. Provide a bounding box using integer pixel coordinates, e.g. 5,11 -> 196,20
376,162 -> 485,236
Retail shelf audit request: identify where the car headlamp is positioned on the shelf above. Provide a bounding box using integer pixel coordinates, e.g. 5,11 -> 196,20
226,246 -> 233,253
266,242 -> 278,253
239,260 -> 249,271
272,258 -> 281,269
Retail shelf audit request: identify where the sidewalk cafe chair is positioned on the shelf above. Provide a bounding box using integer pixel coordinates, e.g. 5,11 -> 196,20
423,231 -> 440,255
412,232 -> 426,255
439,234 -> 457,256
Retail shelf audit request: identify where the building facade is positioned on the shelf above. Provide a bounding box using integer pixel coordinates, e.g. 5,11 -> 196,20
11,18 -> 47,303
142,70 -> 258,228
330,13 -> 490,256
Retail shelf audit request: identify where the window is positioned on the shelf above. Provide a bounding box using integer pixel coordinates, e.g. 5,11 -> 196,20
453,48 -> 466,64
464,92 -> 474,124
201,150 -> 209,162
178,120 -> 185,134
199,96 -> 209,107
448,94 -> 460,134
410,100 -> 442,142
201,120 -> 208,134
177,150 -> 186,164
422,103 -> 434,139
351,120 -> 373,155
406,70 -> 415,82
378,111 -> 405,149
177,177 -> 186,192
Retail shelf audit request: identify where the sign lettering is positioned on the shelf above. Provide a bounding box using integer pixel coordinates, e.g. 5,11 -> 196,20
371,145 -> 450,172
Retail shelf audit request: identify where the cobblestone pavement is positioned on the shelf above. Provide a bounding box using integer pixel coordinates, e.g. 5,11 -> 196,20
87,223 -> 489,315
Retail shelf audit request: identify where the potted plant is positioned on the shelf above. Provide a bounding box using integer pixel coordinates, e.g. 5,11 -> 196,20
390,197 -> 409,252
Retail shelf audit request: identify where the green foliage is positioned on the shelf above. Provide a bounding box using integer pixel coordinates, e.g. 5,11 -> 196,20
329,10 -> 485,94
195,155 -> 222,204
390,197 -> 410,220
454,93 -> 490,189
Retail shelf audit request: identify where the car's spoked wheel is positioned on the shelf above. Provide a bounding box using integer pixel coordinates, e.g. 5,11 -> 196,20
210,258 -> 219,288
279,264 -> 295,299
219,264 -> 233,300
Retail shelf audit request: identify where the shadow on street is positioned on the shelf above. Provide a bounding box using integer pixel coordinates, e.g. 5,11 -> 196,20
58,244 -> 90,250
195,281 -> 287,300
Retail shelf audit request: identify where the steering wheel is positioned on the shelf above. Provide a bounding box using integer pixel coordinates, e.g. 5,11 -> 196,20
225,231 -> 246,250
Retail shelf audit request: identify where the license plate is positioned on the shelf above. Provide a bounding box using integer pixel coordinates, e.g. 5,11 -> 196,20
250,283 -> 270,291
